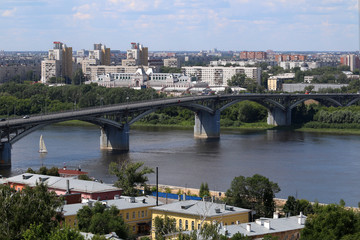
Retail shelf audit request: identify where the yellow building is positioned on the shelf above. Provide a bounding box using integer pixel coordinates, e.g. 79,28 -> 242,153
151,200 -> 250,239
62,196 -> 160,235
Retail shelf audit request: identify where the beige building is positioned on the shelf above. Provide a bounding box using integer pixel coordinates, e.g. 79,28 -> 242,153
164,58 -> 180,68
41,41 -> 73,83
122,42 -> 148,66
89,43 -> 110,66
267,76 -> 282,91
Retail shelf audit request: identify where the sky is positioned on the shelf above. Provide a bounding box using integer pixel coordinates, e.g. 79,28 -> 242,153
0,0 -> 359,51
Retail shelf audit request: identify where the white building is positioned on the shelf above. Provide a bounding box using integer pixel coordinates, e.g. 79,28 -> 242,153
164,58 -> 180,68
182,66 -> 261,86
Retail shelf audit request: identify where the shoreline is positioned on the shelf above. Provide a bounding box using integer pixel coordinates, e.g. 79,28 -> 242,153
54,120 -> 360,135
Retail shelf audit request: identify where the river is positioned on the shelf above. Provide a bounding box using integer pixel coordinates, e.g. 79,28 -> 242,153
1,124 -> 359,207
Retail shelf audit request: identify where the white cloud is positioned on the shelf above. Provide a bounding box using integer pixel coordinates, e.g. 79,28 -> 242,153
73,12 -> 91,20
2,8 -> 17,17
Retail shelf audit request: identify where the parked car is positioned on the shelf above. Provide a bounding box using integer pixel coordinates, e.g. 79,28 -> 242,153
0,118 -> 5,121
23,115 -> 30,119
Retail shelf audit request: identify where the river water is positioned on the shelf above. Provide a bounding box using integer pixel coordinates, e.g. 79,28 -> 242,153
1,125 -> 360,207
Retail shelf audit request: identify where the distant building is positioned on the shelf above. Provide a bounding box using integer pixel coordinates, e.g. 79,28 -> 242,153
164,58 -> 180,68
183,66 -> 261,86
282,83 -> 348,92
340,54 -> 360,72
122,42 -> 148,66
267,76 -> 282,91
151,200 -> 250,239
240,51 -> 267,60
58,166 -> 88,178
89,43 -> 111,66
275,54 -> 307,62
41,41 -> 73,83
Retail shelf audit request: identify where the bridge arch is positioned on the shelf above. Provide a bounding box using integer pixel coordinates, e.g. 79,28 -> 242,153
289,97 -> 342,111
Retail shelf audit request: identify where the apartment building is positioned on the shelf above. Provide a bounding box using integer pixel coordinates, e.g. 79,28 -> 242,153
41,41 -> 73,83
183,66 -> 261,86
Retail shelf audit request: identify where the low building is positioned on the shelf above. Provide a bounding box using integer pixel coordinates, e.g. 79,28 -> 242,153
218,214 -> 306,240
62,196 -> 160,235
282,83 -> 348,92
151,200 -> 250,239
58,166 -> 88,178
267,76 -> 282,91
5,173 -> 122,200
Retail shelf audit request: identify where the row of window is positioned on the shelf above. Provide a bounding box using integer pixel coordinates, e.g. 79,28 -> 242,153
124,210 -> 148,220
178,219 -> 197,231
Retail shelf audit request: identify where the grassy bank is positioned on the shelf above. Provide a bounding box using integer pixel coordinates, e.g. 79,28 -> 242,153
296,127 -> 360,135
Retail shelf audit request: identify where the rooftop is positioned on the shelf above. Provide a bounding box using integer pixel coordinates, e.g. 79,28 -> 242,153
6,173 -> 120,193
151,200 -> 250,217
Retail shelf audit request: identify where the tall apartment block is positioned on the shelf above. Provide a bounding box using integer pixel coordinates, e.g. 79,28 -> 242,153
41,41 -> 73,83
340,54 -> 360,72
89,43 -> 111,66
122,42 -> 148,66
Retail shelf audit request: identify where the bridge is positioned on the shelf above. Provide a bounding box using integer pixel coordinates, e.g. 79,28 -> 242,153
1,93 -> 359,168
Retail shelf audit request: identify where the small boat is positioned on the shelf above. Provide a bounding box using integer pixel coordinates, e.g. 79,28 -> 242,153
39,135 -> 48,153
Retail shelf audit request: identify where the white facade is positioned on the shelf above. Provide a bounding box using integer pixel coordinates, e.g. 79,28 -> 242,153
89,67 -> 194,89
164,58 -> 180,68
182,66 -> 261,86
41,59 -> 60,83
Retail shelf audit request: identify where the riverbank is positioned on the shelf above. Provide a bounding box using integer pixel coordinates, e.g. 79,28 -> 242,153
54,120 -> 360,135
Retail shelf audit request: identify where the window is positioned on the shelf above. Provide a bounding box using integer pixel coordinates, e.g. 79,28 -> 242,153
138,211 -> 140,218
179,219 -> 182,230
141,211 -> 144,218
133,212 -> 135,219
198,224 -> 201,230
191,221 -> 194,230
132,226 -> 136,232
145,210 -> 147,217
185,220 -> 188,230
126,213 -> 129,220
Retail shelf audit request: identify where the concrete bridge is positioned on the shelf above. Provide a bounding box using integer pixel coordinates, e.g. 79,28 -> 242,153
1,93 -> 359,168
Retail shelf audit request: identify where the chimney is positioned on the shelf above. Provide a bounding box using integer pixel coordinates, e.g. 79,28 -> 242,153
264,220 -> 271,230
183,193 -> 186,201
66,179 -> 70,194
114,195 -> 120,200
273,212 -> 279,219
246,223 -> 251,232
298,212 -> 306,225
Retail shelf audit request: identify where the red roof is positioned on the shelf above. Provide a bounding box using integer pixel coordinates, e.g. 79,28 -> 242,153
58,169 -> 88,176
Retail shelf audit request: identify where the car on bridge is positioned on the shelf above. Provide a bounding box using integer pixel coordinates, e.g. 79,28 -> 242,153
23,115 -> 30,119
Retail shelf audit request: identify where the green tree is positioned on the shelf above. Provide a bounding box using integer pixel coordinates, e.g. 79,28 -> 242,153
199,182 -> 210,198
0,184 -> 63,240
231,233 -> 251,240
109,161 -> 154,196
225,174 -> 280,218
48,226 -> 84,240
72,69 -> 85,85
262,235 -> 279,240
153,216 -> 176,240
228,74 -> 246,87
301,204 -> 360,240
77,202 -> 130,239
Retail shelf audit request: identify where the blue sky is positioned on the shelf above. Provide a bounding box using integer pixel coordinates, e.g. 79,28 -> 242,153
0,0 -> 358,51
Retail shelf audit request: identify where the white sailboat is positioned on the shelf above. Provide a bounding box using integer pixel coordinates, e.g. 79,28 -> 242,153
39,135 -> 48,153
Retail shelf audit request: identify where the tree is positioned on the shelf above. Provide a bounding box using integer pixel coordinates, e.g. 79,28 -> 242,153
77,202 -> 130,239
231,233 -> 251,240
228,74 -> 246,87
153,216 -> 176,240
23,224 -> 84,240
109,161 -> 154,196
301,204 -> 360,240
0,184 -> 63,240
225,174 -> 280,218
72,69 -> 85,85
199,182 -> 210,198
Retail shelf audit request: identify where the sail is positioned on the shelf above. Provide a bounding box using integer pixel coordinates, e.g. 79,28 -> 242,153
39,135 -> 47,153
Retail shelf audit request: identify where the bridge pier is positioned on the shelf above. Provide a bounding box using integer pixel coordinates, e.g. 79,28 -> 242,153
100,124 -> 129,151
0,143 -> 12,168
194,110 -> 220,138
267,108 -> 292,126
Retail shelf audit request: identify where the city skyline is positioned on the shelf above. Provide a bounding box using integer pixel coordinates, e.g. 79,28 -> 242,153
0,0 -> 358,52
